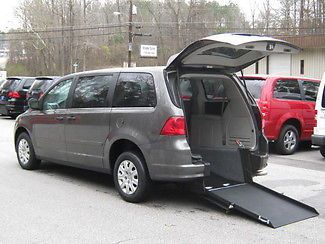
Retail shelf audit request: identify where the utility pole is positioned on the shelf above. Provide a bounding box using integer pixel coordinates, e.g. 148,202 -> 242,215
128,0 -> 133,67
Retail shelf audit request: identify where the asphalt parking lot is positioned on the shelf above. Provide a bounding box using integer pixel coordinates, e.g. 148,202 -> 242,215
0,116 -> 324,243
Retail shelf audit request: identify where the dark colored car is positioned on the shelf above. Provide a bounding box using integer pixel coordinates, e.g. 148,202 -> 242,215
242,75 -> 320,155
0,77 -> 35,117
26,76 -> 60,101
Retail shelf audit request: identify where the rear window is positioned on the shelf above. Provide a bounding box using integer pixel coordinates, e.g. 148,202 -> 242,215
244,78 -> 266,99
5,79 -> 21,91
199,47 -> 250,59
301,80 -> 319,102
30,79 -> 54,92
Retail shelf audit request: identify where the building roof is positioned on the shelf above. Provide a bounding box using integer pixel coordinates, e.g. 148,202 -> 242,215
275,35 -> 325,49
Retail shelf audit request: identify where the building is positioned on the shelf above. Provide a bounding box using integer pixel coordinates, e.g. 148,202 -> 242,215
243,35 -> 325,79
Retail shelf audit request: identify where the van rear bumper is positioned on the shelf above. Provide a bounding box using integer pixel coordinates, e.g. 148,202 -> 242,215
311,134 -> 325,146
150,161 -> 209,181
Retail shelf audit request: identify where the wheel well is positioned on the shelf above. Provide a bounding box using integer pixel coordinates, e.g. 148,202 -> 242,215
15,127 -> 28,144
109,139 -> 146,172
283,119 -> 301,136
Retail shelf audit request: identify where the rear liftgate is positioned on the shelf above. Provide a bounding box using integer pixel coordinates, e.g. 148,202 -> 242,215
202,147 -> 318,228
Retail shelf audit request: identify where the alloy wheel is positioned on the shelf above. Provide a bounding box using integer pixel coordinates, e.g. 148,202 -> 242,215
283,130 -> 297,151
117,160 -> 139,195
18,138 -> 30,165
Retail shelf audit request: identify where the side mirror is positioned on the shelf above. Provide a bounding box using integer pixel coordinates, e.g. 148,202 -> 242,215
28,98 -> 41,110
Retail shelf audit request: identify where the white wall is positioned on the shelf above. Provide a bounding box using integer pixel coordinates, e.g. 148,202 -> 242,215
243,48 -> 325,80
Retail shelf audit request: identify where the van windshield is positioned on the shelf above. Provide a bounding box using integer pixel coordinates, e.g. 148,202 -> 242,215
243,78 -> 266,99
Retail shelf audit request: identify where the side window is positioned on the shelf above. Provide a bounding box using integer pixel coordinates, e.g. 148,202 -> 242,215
202,79 -> 227,100
43,79 -> 73,110
301,80 -> 319,102
274,79 -> 301,100
71,75 -> 113,108
179,78 -> 192,99
23,79 -> 35,89
113,73 -> 156,107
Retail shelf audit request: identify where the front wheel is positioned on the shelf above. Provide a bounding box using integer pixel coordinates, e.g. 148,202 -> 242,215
113,151 -> 151,203
276,125 -> 299,155
16,132 -> 40,170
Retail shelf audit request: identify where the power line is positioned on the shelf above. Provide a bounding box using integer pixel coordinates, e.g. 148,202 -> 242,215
2,31 -> 128,42
5,24 -> 126,35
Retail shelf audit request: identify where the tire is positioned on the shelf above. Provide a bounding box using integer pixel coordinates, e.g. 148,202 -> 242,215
320,146 -> 325,158
276,125 -> 299,155
16,132 -> 40,170
113,151 -> 151,203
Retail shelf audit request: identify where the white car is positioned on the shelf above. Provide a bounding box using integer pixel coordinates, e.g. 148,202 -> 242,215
312,72 -> 325,156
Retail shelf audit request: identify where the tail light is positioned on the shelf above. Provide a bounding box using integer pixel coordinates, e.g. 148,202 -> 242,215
160,116 -> 186,136
315,109 -> 318,120
259,101 -> 270,120
8,91 -> 21,99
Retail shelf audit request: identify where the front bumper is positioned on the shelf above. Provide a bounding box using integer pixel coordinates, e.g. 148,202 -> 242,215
311,134 -> 325,146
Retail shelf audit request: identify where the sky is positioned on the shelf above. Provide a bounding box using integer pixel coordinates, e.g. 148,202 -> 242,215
0,0 -> 272,32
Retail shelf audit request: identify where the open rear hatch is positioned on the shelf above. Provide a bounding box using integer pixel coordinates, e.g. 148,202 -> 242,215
166,33 -> 300,72
167,34 -> 317,227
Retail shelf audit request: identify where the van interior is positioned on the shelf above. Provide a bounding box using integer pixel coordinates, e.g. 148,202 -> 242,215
172,73 -> 257,183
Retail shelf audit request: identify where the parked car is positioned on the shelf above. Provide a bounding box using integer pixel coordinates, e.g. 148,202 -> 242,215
312,72 -> 325,157
0,77 -> 35,118
25,76 -> 60,110
27,76 -> 60,101
242,75 -> 320,154
0,79 -> 5,88
14,34 -> 300,203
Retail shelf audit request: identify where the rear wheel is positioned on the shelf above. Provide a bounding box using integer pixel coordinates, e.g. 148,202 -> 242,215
276,125 -> 299,155
320,146 -> 325,158
113,151 -> 151,203
16,132 -> 40,170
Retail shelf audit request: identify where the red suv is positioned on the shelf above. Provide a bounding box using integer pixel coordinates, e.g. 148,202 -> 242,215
243,75 -> 320,155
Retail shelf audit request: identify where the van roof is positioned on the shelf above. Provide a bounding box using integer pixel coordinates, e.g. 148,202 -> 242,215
71,66 -> 166,76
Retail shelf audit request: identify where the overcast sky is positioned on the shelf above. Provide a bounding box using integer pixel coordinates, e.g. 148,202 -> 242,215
0,0 -> 273,31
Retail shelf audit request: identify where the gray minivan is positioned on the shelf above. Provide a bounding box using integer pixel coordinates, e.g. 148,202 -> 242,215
14,34 -> 300,203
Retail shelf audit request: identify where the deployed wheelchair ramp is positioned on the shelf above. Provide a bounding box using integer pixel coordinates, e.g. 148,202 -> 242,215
205,182 -> 318,228
200,148 -> 318,228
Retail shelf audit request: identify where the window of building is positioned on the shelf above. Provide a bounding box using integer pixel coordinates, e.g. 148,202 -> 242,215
71,75 -> 113,108
274,79 -> 301,100
300,60 -> 305,75
113,73 -> 156,107
255,61 -> 259,74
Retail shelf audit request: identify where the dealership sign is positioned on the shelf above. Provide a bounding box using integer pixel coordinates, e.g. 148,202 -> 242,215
140,45 -> 157,58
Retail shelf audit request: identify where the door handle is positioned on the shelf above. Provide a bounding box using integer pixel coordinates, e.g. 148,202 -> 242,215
55,116 -> 64,121
67,116 -> 76,121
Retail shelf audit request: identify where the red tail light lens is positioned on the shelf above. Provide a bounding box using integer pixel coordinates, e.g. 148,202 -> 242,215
259,101 -> 269,120
160,116 -> 186,136
8,91 -> 21,99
